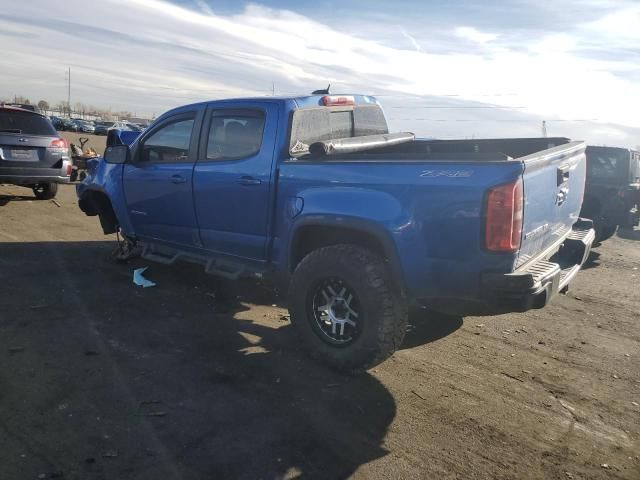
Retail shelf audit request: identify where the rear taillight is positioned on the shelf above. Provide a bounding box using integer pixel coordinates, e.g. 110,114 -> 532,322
49,138 -> 68,148
485,178 -> 523,252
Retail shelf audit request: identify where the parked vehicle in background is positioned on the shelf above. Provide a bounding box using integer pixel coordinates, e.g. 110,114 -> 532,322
77,94 -> 594,372
108,121 -> 141,133
49,116 -> 64,130
130,123 -> 148,132
3,103 -> 39,113
60,118 -> 75,131
0,106 -> 71,199
70,120 -> 96,133
580,146 -> 640,241
95,121 -> 115,135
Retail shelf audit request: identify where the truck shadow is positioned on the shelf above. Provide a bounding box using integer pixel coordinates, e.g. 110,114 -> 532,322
0,241 -> 396,480
401,308 -> 463,350
582,250 -> 602,270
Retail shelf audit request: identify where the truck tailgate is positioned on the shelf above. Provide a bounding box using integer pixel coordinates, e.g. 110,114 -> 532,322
517,142 -> 587,267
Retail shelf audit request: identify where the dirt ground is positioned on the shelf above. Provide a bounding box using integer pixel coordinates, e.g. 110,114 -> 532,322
0,183 -> 638,480
59,132 -> 107,155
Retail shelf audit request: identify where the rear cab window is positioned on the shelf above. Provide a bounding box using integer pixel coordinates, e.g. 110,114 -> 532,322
0,109 -> 56,136
288,103 -> 388,156
205,109 -> 266,161
587,148 -> 629,181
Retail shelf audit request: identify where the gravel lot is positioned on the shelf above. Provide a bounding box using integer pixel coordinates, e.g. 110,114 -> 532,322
0,182 -> 638,480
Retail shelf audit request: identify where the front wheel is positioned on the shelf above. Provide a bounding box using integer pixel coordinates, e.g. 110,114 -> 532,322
289,244 -> 408,373
32,183 -> 58,200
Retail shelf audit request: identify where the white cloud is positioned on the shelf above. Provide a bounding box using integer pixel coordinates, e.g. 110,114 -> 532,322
400,28 -> 423,52
0,0 -> 638,147
454,26 -> 500,44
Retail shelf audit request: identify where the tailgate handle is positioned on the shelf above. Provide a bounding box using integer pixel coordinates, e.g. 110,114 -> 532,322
557,164 -> 570,185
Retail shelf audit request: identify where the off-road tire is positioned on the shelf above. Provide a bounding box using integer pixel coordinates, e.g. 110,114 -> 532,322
597,224 -> 617,242
289,244 -> 408,373
32,183 -> 58,200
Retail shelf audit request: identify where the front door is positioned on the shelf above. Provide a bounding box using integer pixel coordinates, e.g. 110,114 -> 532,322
123,110 -> 202,246
193,103 -> 279,260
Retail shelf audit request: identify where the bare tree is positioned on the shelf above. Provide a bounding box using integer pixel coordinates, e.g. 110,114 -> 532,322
37,100 -> 50,115
13,95 -> 31,104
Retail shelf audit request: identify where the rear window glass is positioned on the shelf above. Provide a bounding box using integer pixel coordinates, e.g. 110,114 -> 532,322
587,149 -> 628,180
0,110 -> 56,136
289,104 -> 388,155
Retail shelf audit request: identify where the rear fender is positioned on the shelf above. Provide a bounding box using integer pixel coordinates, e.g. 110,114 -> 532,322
284,187 -> 408,293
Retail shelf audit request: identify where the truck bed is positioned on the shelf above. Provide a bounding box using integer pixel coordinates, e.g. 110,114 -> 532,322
299,137 -> 572,162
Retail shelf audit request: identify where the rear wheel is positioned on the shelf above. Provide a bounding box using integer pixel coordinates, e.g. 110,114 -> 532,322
289,244 -> 408,373
597,224 -> 617,242
32,183 -> 58,200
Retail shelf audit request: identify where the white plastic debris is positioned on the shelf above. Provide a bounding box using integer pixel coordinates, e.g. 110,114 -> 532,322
133,267 -> 156,288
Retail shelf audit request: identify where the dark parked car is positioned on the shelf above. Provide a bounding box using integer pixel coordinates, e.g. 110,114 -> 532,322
3,103 -> 39,113
49,116 -> 64,130
0,106 -> 72,199
580,146 -> 640,241
60,118 -> 75,131
70,120 -> 95,133
95,121 -> 115,135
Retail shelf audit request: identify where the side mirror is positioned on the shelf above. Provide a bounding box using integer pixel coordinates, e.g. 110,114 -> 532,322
104,145 -> 129,164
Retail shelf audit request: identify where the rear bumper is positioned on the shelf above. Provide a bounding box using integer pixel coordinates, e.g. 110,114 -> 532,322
481,219 -> 595,312
0,167 -> 70,185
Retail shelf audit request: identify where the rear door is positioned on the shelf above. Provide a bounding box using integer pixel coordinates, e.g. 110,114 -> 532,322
193,102 -> 279,260
0,109 -> 61,170
517,142 -> 587,266
123,108 -> 203,246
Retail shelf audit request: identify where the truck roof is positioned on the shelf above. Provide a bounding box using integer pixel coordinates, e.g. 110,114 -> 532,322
587,145 -> 637,155
163,94 -> 380,118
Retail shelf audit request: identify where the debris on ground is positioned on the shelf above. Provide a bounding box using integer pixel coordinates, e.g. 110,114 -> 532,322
102,450 -> 118,458
133,267 -> 156,288
50,199 -> 61,207
8,346 -> 24,354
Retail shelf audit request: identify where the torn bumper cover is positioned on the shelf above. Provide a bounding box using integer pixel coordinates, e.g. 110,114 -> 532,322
482,219 -> 595,312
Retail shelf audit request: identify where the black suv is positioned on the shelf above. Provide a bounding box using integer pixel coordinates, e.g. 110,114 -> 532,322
0,106 -> 72,199
580,146 -> 640,241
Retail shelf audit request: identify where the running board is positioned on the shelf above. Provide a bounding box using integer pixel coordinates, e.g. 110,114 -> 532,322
141,245 -> 247,280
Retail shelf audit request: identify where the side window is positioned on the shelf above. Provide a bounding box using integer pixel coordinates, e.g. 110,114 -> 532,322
140,117 -> 194,163
206,110 -> 265,161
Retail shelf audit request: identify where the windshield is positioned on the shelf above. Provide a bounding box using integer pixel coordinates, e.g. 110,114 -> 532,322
0,109 -> 56,135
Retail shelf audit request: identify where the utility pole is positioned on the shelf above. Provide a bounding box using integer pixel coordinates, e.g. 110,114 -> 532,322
541,120 -> 547,138
66,66 -> 71,117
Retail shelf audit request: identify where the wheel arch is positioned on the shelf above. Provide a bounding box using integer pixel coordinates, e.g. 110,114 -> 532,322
288,217 -> 406,294
79,189 -> 119,234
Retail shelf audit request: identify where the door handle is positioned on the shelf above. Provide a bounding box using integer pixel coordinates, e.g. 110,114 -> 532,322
557,164 -> 570,186
170,174 -> 186,184
238,176 -> 262,186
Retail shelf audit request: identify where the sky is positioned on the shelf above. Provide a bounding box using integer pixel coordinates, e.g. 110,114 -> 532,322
0,0 -> 638,147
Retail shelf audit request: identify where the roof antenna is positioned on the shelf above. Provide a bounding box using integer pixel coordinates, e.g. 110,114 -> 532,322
312,84 -> 331,95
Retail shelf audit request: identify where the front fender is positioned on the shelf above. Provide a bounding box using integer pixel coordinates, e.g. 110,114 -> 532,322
76,158 -> 133,235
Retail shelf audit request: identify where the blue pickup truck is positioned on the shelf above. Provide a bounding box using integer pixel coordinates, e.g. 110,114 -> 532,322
77,94 -> 595,371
